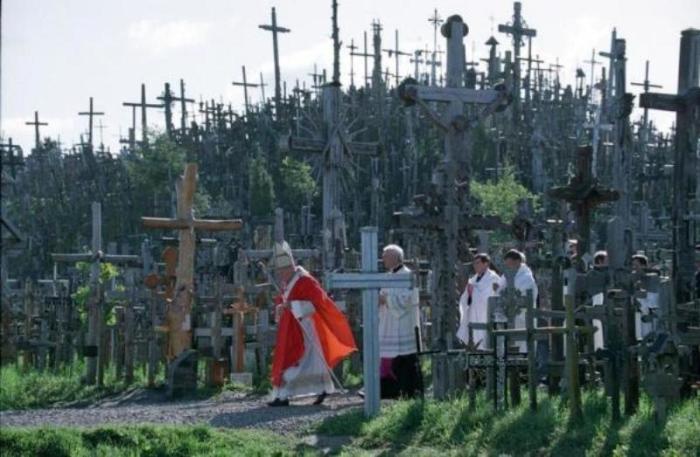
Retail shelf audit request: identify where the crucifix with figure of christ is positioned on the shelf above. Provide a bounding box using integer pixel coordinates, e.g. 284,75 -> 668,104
142,163 -> 244,361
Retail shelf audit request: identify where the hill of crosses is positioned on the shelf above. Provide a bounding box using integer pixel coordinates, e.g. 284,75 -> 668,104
1,1 -> 698,455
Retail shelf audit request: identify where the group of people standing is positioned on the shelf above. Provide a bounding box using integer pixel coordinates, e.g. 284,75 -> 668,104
265,239 -> 540,406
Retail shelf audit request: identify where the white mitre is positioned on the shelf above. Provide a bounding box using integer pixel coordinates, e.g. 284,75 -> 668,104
272,241 -> 295,269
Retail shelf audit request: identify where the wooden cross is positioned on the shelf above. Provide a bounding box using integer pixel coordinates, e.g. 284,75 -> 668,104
0,138 -> 24,179
157,82 -> 177,137
349,31 -> 372,87
141,163 -> 243,361
258,6 -> 290,119
52,202 -> 140,385
548,145 -> 619,255
584,48 -> 602,95
482,36 -> 500,84
123,84 -> 164,149
640,28 -> 699,302
410,49 -> 424,80
396,14 -> 510,398
631,60 -> 663,128
499,1 -> 537,115
383,29 -> 411,87
428,9 -> 444,85
223,287 -> 258,373
347,39 -> 358,87
25,111 -> 48,151
232,66 -> 260,119
78,97 -> 105,150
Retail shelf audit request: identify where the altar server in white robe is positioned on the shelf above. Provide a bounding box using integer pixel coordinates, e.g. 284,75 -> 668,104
498,250 -> 539,353
591,251 -> 608,350
457,253 -> 501,350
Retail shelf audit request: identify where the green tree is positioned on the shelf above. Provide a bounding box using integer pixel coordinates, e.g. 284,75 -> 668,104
277,156 -> 317,214
126,133 -> 186,198
471,168 -> 538,223
249,157 -> 275,218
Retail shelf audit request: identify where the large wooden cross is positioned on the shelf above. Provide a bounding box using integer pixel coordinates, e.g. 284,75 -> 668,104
123,84 -> 164,149
640,28 -> 699,303
258,6 -> 290,118
142,163 -> 243,361
548,145 -> 619,256
396,14 -> 510,398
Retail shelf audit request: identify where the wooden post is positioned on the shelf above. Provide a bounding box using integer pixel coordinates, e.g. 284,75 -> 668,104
564,268 -> 582,422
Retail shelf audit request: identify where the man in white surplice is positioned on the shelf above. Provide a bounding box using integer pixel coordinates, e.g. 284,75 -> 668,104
457,253 -> 501,350
498,249 -> 539,353
378,244 -> 423,398
591,250 -> 608,350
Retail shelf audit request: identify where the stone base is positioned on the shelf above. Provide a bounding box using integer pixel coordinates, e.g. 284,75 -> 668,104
167,349 -> 198,398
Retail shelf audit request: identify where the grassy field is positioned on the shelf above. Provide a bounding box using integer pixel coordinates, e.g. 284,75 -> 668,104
0,362 -> 146,410
317,390 -> 700,456
0,425 -> 314,457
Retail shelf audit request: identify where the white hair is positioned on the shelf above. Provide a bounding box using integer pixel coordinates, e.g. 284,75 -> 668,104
382,244 -> 404,262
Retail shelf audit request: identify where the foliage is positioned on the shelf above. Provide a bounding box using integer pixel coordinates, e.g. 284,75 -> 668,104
126,133 -> 186,199
277,156 -> 317,214
70,262 -> 122,325
0,425 -> 309,457
471,168 -> 539,224
0,362 -> 151,411
249,156 -> 276,218
317,390 -> 700,456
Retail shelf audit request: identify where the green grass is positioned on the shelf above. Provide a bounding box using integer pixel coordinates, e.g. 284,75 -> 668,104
0,362 -> 149,410
0,424 -> 313,457
317,391 -> 700,456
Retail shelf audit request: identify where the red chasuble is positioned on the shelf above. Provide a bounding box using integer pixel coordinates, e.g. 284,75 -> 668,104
271,270 -> 357,387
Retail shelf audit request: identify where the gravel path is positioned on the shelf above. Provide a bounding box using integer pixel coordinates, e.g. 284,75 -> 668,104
0,390 -> 363,435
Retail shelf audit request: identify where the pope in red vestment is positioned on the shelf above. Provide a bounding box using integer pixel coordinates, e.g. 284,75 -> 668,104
268,241 -> 356,406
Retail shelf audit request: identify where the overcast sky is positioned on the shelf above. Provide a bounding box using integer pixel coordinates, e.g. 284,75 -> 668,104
2,0 -> 698,154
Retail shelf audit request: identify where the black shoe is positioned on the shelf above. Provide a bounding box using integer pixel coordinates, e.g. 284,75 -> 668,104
313,392 -> 327,405
357,389 -> 365,398
267,398 -> 289,407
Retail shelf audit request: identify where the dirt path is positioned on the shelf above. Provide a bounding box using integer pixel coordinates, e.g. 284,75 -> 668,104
0,389 -> 363,435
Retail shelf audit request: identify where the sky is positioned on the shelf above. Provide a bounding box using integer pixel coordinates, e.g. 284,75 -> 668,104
2,0 -> 699,154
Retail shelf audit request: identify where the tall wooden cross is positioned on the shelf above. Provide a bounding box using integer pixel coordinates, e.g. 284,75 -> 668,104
428,9 -> 443,85
141,163 -> 244,361
410,49 -> 424,80
259,7 -> 290,119
548,145 -> 619,256
78,97 -> 105,150
347,39 -> 358,87
123,84 -> 164,149
498,1 -> 537,117
232,66 -> 259,119
584,49 -> 602,96
349,31 -> 372,88
0,138 -> 24,179
640,28 -> 699,302
224,287 -> 258,374
25,111 -> 48,151
52,202 -> 140,385
383,29 -> 411,87
396,14 -> 510,398
325,227 -> 414,417
631,60 -> 663,129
